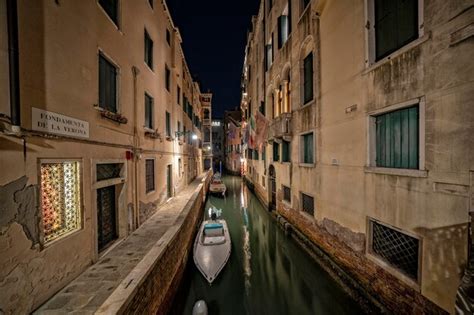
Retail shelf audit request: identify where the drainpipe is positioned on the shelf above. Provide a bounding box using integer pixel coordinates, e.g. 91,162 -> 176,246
132,66 -> 140,229
7,0 -> 21,132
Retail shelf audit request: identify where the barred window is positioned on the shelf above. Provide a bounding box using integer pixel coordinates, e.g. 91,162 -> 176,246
301,193 -> 314,216
97,163 -> 121,181
145,159 -> 155,193
370,220 -> 420,281
283,185 -> 291,203
41,161 -> 82,244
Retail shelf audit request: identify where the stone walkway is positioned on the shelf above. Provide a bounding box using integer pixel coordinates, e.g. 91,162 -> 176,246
35,175 -> 207,315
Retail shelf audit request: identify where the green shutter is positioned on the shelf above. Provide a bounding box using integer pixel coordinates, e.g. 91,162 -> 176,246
303,133 -> 313,164
282,141 -> 290,162
376,106 -> 418,169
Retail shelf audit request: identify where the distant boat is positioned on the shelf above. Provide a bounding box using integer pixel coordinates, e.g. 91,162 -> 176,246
209,173 -> 226,196
192,300 -> 208,315
193,213 -> 231,284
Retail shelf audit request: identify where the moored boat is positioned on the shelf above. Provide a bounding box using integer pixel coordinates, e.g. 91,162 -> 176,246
193,213 -> 231,284
209,174 -> 226,196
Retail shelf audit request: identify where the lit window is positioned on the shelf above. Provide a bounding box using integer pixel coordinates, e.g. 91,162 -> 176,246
41,161 -> 82,244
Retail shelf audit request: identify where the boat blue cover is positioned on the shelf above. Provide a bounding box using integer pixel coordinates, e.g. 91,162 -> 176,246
204,223 -> 223,229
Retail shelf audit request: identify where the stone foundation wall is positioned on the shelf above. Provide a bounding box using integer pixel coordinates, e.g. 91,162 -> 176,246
277,206 -> 447,314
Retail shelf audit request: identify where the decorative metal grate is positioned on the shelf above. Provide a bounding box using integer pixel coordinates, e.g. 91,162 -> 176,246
301,193 -> 314,216
41,161 -> 81,243
97,185 -> 117,251
283,186 -> 291,203
145,159 -> 155,192
371,220 -> 419,280
97,163 -> 122,181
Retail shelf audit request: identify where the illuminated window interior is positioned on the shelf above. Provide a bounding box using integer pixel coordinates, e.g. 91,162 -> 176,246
41,161 -> 82,244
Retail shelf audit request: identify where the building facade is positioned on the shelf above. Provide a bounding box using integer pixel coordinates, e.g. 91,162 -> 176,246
224,110 -> 243,175
211,118 -> 224,172
241,0 -> 473,313
0,1 -> 211,313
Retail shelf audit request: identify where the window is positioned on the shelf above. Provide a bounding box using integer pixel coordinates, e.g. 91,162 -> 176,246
268,0 -> 274,11
370,220 -> 420,281
273,142 -> 280,162
177,86 -> 181,105
278,15 -> 289,48
303,52 -> 313,104
259,101 -> 266,116
301,132 -> 314,164
262,176 -> 266,188
253,149 -> 259,160
99,0 -> 118,26
145,159 -> 155,193
148,0 -> 153,8
99,53 -> 118,113
374,0 -> 418,61
144,93 -> 153,129
144,30 -> 153,69
282,140 -> 290,162
97,163 -> 122,181
375,105 -> 419,169
177,121 -> 181,136
165,111 -> 171,137
262,145 -> 266,161
283,185 -> 291,203
166,29 -> 171,45
40,161 -> 82,244
165,65 -> 170,91
265,36 -> 274,70
301,193 -> 314,216
302,0 -> 310,11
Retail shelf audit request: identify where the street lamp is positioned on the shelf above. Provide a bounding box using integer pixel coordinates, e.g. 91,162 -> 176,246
192,134 -> 198,140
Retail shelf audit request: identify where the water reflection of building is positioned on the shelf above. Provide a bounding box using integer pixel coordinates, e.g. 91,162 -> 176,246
239,0 -> 472,313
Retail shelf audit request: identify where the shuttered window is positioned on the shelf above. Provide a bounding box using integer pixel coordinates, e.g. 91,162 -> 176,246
374,0 -> 418,61
99,0 -> 118,25
282,140 -> 290,162
144,93 -> 153,129
375,106 -> 419,169
144,30 -> 153,69
273,142 -> 280,162
278,15 -> 289,48
145,159 -> 155,193
99,54 -> 117,113
165,65 -> 171,91
165,111 -> 171,137
301,133 -> 314,164
303,52 -> 313,104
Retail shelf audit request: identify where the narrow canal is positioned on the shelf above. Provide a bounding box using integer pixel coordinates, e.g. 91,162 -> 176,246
172,175 -> 364,315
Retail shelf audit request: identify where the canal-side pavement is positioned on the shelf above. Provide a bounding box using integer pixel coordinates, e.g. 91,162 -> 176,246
35,172 -> 211,315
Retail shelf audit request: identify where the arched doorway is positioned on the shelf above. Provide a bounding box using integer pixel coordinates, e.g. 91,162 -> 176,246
268,165 -> 276,211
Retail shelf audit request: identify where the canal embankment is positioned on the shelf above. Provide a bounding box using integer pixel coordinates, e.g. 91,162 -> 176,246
35,172 -> 211,315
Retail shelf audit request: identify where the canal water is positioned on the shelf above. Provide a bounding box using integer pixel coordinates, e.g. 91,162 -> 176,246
171,175 -> 364,315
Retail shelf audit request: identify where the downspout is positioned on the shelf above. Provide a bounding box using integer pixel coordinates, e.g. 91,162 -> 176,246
132,66 -> 140,229
7,0 -> 21,132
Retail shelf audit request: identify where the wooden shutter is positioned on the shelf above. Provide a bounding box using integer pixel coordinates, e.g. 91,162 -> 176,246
99,54 -> 117,113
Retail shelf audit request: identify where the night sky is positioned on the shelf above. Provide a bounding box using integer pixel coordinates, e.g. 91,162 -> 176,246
167,0 -> 260,118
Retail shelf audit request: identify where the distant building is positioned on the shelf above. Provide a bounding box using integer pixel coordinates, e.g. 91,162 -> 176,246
212,119 -> 224,172
0,1 -> 211,313
240,0 -> 473,313
224,110 -> 242,175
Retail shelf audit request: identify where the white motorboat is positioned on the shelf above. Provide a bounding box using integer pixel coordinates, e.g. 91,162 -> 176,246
209,176 -> 226,196
193,214 -> 231,284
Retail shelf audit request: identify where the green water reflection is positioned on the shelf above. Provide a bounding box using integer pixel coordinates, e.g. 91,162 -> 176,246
173,176 -> 364,315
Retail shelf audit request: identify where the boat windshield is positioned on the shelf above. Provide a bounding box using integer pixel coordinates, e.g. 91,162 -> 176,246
204,223 -> 224,236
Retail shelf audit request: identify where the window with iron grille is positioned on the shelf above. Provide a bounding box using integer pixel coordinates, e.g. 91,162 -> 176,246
282,140 -> 290,162
40,161 -> 82,244
273,142 -> 280,162
301,193 -> 314,216
97,163 -> 122,181
283,185 -> 291,203
370,220 -> 420,281
99,0 -> 118,26
165,111 -> 171,137
303,52 -> 313,104
144,30 -> 153,70
145,159 -> 155,193
144,93 -> 153,129
99,54 -> 117,113
165,65 -> 171,91
375,105 -> 419,169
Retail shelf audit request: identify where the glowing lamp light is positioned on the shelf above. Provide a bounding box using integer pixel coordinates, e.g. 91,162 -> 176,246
192,134 -> 198,140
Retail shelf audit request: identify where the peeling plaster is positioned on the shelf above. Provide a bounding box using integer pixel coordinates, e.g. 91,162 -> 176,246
0,176 -> 39,246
